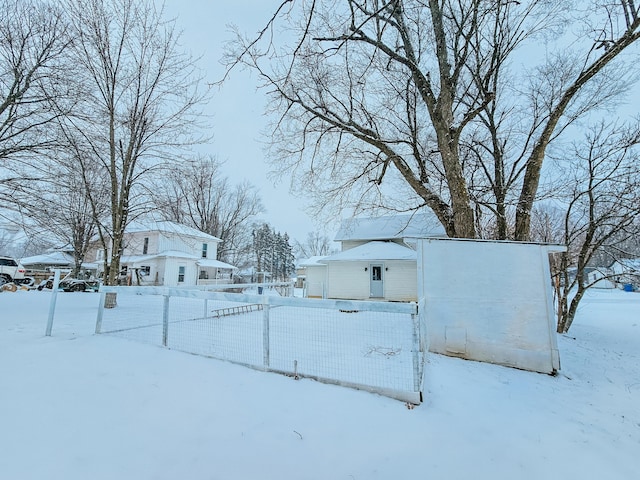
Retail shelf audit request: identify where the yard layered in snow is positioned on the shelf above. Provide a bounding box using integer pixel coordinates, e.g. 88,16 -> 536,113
0,289 -> 638,479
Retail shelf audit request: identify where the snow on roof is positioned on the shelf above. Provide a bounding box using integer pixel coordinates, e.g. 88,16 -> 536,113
20,251 -> 74,266
298,255 -> 328,267
320,241 -> 416,263
611,258 -> 640,271
197,259 -> 237,269
126,220 -> 221,243
120,250 -> 200,264
334,213 -> 446,242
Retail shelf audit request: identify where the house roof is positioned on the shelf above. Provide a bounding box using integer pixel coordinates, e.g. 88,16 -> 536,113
298,255 -> 328,267
120,250 -> 200,264
20,251 -> 74,266
120,251 -> 237,270
334,213 -> 446,242
319,241 -> 416,263
126,220 -> 221,243
197,259 -> 237,270
20,251 -> 98,270
610,258 -> 640,271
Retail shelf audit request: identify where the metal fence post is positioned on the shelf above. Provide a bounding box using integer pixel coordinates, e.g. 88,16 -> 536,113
95,290 -> 107,334
45,269 -> 61,336
262,295 -> 270,367
411,312 -> 421,395
203,298 -> 208,319
162,295 -> 170,347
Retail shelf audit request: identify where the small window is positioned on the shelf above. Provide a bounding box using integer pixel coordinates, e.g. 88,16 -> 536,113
202,243 -> 208,258
96,250 -> 104,261
178,266 -> 185,283
199,269 -> 209,279
143,237 -> 149,255
140,266 -> 150,276
371,266 -> 382,281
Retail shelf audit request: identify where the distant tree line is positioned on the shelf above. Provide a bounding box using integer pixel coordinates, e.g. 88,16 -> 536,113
252,223 -> 295,282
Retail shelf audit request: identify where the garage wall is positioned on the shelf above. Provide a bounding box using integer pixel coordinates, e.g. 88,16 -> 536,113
417,239 -> 561,374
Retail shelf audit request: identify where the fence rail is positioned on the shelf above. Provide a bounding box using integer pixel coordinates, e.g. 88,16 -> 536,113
96,285 -> 424,403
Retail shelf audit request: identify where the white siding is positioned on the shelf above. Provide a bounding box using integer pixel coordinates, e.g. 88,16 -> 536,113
382,261 -> 417,302
340,240 -> 367,251
327,260 -> 416,301
327,262 -> 370,300
158,233 -> 215,258
162,259 -> 198,287
305,265 -> 327,298
122,231 -> 160,256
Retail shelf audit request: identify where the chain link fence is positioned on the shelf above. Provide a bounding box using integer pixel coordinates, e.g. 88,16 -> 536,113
96,286 -> 424,403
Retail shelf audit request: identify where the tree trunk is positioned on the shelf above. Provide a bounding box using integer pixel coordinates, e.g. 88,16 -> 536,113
558,286 -> 586,333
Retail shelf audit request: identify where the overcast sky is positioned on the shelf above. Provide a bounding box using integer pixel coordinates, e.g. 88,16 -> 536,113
161,1 -> 640,245
162,0 -> 329,243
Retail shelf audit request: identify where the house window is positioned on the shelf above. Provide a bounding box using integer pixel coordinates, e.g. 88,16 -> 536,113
202,243 -> 208,258
178,266 -> 185,283
96,249 -> 104,261
143,237 -> 149,255
372,265 -> 382,281
199,269 -> 209,280
140,266 -> 150,276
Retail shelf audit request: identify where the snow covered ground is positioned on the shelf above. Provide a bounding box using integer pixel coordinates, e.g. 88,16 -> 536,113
1,288 -> 638,479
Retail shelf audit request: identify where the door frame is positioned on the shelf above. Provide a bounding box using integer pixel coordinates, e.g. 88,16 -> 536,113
369,263 -> 384,298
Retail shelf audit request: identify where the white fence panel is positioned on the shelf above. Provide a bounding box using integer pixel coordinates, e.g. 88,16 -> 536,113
96,286 -> 423,403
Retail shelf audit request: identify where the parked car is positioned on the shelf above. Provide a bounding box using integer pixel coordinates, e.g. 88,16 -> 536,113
0,256 -> 27,286
37,275 -> 99,292
60,277 -> 99,292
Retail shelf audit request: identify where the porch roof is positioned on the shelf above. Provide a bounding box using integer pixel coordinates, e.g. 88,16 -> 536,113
197,259 -> 237,270
319,241 -> 416,263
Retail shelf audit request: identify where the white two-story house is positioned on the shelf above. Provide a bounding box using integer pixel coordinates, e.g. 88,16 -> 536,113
304,213 -> 446,301
93,220 -> 236,287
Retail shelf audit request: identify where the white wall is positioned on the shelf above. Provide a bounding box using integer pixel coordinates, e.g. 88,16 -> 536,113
326,260 -> 417,301
122,231 -> 160,256
158,233 -> 218,259
327,262 -> 369,300
418,239 -> 561,374
384,261 -> 417,302
305,265 -> 327,298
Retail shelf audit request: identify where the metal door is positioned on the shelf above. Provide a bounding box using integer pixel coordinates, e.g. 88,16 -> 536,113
370,263 -> 384,298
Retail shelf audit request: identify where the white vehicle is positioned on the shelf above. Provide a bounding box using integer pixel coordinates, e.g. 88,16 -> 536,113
0,257 -> 27,286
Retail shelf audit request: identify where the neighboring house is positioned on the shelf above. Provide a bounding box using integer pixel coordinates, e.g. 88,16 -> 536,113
20,249 -> 99,282
565,266 -> 615,289
91,221 -> 236,287
305,213 -> 445,301
609,258 -> 640,288
21,251 -> 76,272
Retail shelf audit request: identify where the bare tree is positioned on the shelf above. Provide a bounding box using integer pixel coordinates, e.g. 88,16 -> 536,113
62,0 -> 208,302
532,121 -> 640,333
294,231 -> 335,259
0,0 -> 71,196
226,0 -> 640,240
11,144 -> 107,276
150,155 -> 264,270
